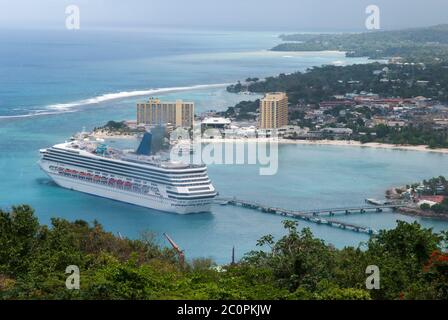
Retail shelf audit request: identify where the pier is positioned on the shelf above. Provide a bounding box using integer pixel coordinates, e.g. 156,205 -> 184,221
216,197 -> 407,235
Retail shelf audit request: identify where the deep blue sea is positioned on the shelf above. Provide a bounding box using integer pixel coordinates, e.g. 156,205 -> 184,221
0,28 -> 447,263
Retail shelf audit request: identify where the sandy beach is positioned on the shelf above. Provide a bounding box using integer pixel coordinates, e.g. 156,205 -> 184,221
90,130 -> 448,154
198,137 -> 448,154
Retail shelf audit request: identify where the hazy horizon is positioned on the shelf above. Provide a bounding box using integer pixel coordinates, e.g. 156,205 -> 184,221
0,0 -> 447,32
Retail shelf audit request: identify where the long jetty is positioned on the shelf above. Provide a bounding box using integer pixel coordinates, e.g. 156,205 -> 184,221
216,197 -> 406,235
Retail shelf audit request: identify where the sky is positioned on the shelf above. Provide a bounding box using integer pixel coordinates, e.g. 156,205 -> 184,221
0,0 -> 447,31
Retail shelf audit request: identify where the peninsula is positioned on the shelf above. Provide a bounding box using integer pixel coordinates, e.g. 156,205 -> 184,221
386,176 -> 448,220
271,24 -> 448,63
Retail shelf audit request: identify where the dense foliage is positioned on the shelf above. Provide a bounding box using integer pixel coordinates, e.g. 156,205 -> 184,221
95,121 -> 133,133
222,100 -> 259,120
359,124 -> 448,148
0,206 -> 447,300
418,176 -> 448,195
273,24 -> 448,63
227,63 -> 448,104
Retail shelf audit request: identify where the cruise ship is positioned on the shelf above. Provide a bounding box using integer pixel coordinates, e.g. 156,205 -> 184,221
38,133 -> 217,214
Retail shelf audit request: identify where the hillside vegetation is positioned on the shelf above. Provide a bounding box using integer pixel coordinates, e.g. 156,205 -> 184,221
272,24 -> 448,62
0,205 -> 447,299
227,62 -> 448,104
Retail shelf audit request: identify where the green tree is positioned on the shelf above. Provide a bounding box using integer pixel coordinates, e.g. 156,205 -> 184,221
0,205 -> 39,276
365,221 -> 441,299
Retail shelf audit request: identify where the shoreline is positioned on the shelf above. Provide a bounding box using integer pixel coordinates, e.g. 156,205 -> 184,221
91,132 -> 448,154
198,138 -> 448,154
92,132 -> 139,139
90,131 -> 448,154
397,207 -> 448,221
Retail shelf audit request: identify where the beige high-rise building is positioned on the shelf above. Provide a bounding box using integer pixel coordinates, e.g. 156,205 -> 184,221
259,92 -> 288,129
137,98 -> 194,128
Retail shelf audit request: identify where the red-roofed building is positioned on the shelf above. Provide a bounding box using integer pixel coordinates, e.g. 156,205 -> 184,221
418,195 -> 445,204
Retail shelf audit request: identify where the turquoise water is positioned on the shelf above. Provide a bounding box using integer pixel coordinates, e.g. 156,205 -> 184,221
0,28 -> 367,118
0,28 -> 447,263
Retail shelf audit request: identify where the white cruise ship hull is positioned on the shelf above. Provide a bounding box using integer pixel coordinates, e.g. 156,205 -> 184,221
41,166 -> 212,214
38,145 -> 217,215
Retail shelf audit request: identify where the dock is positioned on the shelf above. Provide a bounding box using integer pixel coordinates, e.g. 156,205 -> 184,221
364,198 -> 405,206
365,198 -> 387,206
216,197 -> 407,235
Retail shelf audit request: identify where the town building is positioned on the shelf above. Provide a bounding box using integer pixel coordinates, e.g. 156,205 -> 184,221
320,127 -> 353,139
259,92 -> 288,129
137,98 -> 194,128
201,117 -> 231,134
417,196 -> 445,208
201,117 -> 231,136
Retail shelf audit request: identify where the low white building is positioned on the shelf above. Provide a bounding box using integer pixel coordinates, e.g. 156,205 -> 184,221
321,127 -> 353,135
201,117 -> 231,134
417,200 -> 437,207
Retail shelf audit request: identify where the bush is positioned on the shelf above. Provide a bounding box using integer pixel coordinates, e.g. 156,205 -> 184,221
0,207 -> 446,300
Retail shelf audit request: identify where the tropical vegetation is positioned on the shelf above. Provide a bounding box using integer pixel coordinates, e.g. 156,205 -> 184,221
227,62 -> 448,104
359,124 -> 448,148
272,24 -> 448,63
0,205 -> 447,300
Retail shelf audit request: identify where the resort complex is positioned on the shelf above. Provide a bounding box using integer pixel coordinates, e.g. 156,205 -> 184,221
259,92 -> 289,129
137,98 -> 194,129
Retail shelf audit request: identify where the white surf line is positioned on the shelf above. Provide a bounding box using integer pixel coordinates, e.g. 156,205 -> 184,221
0,83 -> 232,119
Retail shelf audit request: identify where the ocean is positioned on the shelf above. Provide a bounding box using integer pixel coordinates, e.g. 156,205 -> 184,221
0,27 -> 447,263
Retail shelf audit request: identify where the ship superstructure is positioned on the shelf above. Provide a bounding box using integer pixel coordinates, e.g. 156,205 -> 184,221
38,134 -> 216,214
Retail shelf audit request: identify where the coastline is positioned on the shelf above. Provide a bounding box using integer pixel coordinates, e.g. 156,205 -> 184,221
92,131 -> 139,139
90,131 -> 448,154
198,138 -> 448,154
91,131 -> 448,154
397,207 -> 448,221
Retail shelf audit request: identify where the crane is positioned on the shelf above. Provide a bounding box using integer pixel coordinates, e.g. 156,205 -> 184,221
163,233 -> 185,266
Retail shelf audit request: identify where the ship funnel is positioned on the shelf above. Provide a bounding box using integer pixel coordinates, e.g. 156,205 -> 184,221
136,132 -> 152,155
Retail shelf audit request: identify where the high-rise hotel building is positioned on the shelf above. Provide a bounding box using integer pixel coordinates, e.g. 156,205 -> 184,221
259,92 -> 288,129
137,98 -> 194,128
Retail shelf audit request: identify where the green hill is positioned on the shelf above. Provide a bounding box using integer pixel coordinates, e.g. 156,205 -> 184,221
272,24 -> 448,62
1,205 -> 447,299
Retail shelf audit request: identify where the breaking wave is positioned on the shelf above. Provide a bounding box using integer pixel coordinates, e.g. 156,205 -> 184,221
0,83 -> 230,119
